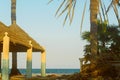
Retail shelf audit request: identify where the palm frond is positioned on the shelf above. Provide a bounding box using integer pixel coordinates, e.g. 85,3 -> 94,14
47,0 -> 54,4
98,0 -> 103,23
57,4 -> 69,17
98,10 -> 103,23
55,0 -> 66,16
106,0 -> 120,13
106,0 -> 113,14
68,0 -> 72,20
103,2 -> 109,24
80,0 -> 87,33
106,0 -> 120,26
99,0 -> 106,21
112,3 -> 120,26
70,0 -> 76,25
63,13 -> 68,26
82,31 -> 91,42
55,0 -> 76,25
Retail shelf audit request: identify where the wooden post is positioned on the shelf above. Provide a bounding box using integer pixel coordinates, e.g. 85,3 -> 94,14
41,48 -> 46,77
2,32 -> 10,80
26,41 -> 32,78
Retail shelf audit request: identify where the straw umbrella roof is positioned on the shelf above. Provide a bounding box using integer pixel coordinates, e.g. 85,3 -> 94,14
0,22 -> 8,40
0,21 -> 44,52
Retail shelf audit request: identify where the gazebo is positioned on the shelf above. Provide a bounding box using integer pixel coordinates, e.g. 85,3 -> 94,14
0,0 -> 46,80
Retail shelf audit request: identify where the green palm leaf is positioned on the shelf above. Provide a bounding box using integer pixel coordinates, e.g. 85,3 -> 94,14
47,0 -> 54,4
55,0 -> 66,16
112,2 -> 120,26
49,0 -> 76,25
80,0 -> 87,33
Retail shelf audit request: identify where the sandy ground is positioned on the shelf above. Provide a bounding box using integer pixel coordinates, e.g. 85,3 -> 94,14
0,74 -> 69,80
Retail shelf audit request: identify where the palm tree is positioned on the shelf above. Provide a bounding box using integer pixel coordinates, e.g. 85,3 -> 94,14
82,23 -> 120,55
49,0 -> 120,78
49,0 -> 99,55
81,24 -> 120,78
50,0 -> 120,55
10,0 -> 21,76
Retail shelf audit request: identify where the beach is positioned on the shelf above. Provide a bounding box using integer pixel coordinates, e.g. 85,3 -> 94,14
0,69 -> 79,80
9,74 -> 70,80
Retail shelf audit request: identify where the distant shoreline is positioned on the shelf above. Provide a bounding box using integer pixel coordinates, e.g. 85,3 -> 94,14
18,68 -> 80,75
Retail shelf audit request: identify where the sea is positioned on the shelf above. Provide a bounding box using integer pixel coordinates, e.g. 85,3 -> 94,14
19,69 -> 80,75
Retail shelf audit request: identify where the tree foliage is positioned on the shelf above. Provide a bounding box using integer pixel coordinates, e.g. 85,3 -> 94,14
81,23 -> 120,78
82,22 -> 120,55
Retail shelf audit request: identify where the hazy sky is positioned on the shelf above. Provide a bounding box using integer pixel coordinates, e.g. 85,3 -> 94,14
0,0 -> 119,69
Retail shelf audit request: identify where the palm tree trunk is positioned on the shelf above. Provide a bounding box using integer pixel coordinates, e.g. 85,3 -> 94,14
11,0 -> 16,24
90,0 -> 99,55
10,52 -> 21,76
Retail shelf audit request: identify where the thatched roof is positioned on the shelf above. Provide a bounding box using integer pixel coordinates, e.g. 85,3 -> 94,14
0,21 -> 44,52
0,22 -> 8,40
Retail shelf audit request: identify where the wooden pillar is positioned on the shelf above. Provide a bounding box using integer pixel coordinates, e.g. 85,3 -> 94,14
10,52 -> 21,76
26,41 -> 32,78
2,32 -> 10,80
41,48 -> 46,77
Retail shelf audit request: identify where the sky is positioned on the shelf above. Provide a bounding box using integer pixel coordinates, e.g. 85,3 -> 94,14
0,0 -> 119,69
